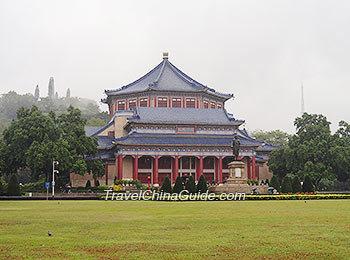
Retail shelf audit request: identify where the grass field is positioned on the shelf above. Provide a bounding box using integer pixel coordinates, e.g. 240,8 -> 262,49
0,200 -> 350,260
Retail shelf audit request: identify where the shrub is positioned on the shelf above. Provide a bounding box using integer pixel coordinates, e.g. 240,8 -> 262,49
292,176 -> 302,193
185,176 -> 196,194
7,174 -> 21,196
281,176 -> 293,193
95,180 -> 100,187
0,181 -> 3,195
265,179 -> 269,185
21,179 -> 46,193
173,176 -> 183,194
302,175 -> 314,192
85,180 -> 91,188
160,177 -> 172,193
196,175 -> 208,193
270,175 -> 281,191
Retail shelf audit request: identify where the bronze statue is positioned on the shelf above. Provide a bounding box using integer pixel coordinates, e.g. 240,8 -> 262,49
231,136 -> 240,161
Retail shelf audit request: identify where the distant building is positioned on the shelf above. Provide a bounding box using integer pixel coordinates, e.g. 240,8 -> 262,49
71,52 -> 277,187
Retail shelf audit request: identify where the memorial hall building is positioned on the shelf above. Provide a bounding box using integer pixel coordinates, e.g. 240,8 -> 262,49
71,52 -> 277,187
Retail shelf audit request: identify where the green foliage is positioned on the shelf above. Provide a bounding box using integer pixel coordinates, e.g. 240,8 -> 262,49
85,180 -> 91,188
269,175 -> 281,191
7,174 -> 21,196
160,177 -> 172,193
292,175 -> 302,193
281,176 -> 293,193
96,180 -> 100,187
302,175 -> 314,192
196,175 -> 208,193
21,179 -> 46,193
250,129 -> 290,146
265,179 -> 269,185
185,175 -> 196,194
0,180 -> 3,195
173,176 -> 184,194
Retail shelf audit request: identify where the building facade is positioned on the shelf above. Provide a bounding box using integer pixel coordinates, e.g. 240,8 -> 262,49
71,52 -> 277,187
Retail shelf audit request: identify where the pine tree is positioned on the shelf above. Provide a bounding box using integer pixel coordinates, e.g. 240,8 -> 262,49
160,176 -> 172,193
185,175 -> 196,194
85,180 -> 91,188
95,180 -> 100,187
281,176 -> 292,193
34,85 -> 40,100
54,92 -> 58,99
48,77 -> 54,98
7,174 -> 21,196
269,175 -> 281,191
173,176 -> 183,194
292,176 -> 302,193
196,175 -> 208,193
302,175 -> 314,192
66,88 -> 71,98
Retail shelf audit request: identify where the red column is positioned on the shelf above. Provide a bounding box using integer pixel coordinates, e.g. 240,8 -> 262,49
133,155 -> 138,180
105,164 -> 108,185
173,155 -> 179,183
215,158 -> 218,182
118,154 -> 123,180
247,157 -> 251,179
252,155 -> 256,180
153,155 -> 159,185
219,156 -> 223,184
198,156 -> 203,180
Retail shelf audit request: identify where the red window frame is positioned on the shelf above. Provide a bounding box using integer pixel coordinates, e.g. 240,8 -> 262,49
210,102 -> 216,109
172,98 -> 182,108
129,99 -> 136,110
140,98 -> 148,107
117,100 -> 125,110
186,98 -> 196,108
203,100 -> 209,109
158,97 -> 168,107
217,103 -> 222,109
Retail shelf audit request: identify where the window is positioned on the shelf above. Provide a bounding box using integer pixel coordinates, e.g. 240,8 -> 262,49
129,100 -> 136,110
140,98 -> 148,107
203,100 -> 209,109
210,102 -> 216,109
139,157 -> 152,169
172,98 -> 182,108
217,104 -> 222,109
186,98 -> 195,108
158,97 -> 168,107
108,131 -> 115,137
117,100 -> 125,110
159,157 -> 172,169
203,157 -> 215,169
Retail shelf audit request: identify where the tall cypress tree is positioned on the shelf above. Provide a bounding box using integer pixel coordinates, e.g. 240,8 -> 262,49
270,175 -> 281,191
292,175 -> 302,193
173,176 -> 183,194
302,175 -> 314,192
196,175 -> 208,193
281,176 -> 292,193
48,77 -> 54,98
66,88 -> 71,98
185,175 -> 196,194
160,176 -> 172,193
7,174 -> 21,196
34,85 -> 40,101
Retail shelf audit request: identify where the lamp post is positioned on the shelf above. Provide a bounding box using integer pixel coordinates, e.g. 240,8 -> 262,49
52,160 -> 59,200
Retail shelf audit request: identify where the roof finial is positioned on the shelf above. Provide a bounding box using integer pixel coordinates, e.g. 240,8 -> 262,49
163,51 -> 169,59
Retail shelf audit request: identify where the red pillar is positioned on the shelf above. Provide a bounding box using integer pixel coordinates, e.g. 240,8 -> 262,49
118,154 -> 123,180
105,164 -> 108,185
252,155 -> 256,180
133,155 -> 138,180
198,156 -> 203,180
153,155 -> 159,185
247,157 -> 251,179
215,158 -> 218,182
173,155 -> 179,183
219,156 -> 223,184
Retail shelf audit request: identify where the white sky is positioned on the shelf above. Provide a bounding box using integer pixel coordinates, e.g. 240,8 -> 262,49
1,0 -> 349,133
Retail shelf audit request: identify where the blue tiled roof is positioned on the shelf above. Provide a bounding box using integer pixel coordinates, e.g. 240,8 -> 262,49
129,106 -> 244,125
105,58 -> 232,100
114,132 -> 262,147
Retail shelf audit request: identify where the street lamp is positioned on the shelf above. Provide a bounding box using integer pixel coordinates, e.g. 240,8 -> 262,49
52,160 -> 59,200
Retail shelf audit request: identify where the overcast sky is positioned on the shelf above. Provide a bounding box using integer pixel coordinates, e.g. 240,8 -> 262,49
1,0 -> 349,133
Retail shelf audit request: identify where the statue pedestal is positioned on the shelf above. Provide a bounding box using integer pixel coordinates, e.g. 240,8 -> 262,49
226,160 -> 247,184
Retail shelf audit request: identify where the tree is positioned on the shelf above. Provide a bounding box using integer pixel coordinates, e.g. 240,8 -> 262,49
54,92 -> 59,99
160,176 -> 172,193
251,129 -> 290,146
292,175 -> 302,193
185,175 -> 196,194
66,88 -> 71,98
85,180 -> 91,188
302,175 -> 314,192
281,176 -> 292,193
269,175 -> 280,191
196,175 -> 208,193
34,85 -> 40,101
7,174 -> 21,196
95,180 -> 100,187
173,176 -> 183,194
0,180 -> 3,195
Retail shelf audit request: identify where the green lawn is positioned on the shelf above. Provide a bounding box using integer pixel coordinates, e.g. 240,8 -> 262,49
0,200 -> 350,260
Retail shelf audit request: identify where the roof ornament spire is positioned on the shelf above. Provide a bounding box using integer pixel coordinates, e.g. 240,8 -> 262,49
163,51 -> 169,59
